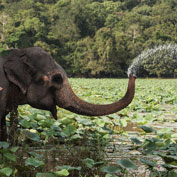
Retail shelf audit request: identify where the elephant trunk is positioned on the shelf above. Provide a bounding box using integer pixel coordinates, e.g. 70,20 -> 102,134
55,75 -> 136,116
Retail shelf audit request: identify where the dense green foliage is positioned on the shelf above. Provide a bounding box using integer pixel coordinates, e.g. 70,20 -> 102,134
0,78 -> 177,176
0,0 -> 177,77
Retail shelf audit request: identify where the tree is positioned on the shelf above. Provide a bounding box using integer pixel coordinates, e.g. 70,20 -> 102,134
73,37 -> 95,76
3,0 -> 48,48
0,13 -> 9,50
0,0 -> 177,77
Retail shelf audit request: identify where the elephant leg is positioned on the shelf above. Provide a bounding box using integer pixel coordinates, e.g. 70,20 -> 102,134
0,88 -> 8,141
9,109 -> 18,145
0,114 -> 7,141
51,106 -> 57,120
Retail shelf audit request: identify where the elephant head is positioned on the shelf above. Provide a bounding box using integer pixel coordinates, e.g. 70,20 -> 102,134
3,47 -> 136,119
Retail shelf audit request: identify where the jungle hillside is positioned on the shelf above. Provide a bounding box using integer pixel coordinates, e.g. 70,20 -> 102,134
0,0 -> 177,77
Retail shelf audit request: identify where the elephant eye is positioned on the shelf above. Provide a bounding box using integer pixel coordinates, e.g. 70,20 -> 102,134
52,74 -> 63,85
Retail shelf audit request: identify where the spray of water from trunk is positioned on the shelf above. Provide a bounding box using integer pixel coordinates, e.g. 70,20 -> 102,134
127,44 -> 177,77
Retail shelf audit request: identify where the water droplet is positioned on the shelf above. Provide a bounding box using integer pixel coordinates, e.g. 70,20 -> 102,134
127,44 -> 177,77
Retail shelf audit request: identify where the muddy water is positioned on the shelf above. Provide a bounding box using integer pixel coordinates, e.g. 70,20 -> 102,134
44,104 -> 177,176
16,104 -> 176,176
123,122 -> 142,132
105,104 -> 177,176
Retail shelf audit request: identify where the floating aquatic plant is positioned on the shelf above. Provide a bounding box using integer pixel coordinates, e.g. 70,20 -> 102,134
128,44 -> 177,77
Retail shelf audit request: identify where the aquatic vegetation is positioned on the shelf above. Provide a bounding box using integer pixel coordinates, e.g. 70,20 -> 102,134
0,78 -> 177,176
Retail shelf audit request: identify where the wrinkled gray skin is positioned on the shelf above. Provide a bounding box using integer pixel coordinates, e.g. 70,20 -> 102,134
0,47 -> 136,141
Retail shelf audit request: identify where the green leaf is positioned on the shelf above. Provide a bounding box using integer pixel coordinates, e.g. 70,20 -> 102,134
120,119 -> 127,127
4,153 -> 16,162
82,158 -> 95,168
139,125 -> 156,133
130,137 -> 142,145
94,161 -> 105,166
38,119 -> 54,128
56,165 -> 81,171
70,134 -> 82,140
162,164 -> 177,170
105,174 -> 117,177
10,146 -> 19,153
108,114 -> 120,119
140,159 -> 156,167
63,125 -> 77,137
0,142 -> 9,148
28,151 -> 43,159
23,130 -> 40,142
55,169 -> 69,176
35,114 -> 46,121
25,158 -> 44,168
76,117 -> 92,125
36,173 -> 56,177
94,119 -> 105,127
116,159 -> 137,170
169,171 -> 177,177
0,168 -> 13,177
20,119 -> 31,128
60,118 -> 74,125
101,166 -> 121,173
159,155 -> 177,165
171,133 -> 177,138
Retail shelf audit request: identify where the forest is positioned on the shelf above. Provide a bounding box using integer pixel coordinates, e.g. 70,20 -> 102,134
0,0 -> 177,77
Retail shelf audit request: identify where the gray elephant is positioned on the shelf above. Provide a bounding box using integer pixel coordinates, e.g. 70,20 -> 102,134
0,47 -> 136,141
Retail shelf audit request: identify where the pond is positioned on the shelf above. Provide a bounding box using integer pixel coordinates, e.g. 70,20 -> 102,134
1,78 -> 177,176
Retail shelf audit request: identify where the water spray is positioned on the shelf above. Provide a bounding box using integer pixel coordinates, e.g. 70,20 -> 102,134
127,44 -> 177,77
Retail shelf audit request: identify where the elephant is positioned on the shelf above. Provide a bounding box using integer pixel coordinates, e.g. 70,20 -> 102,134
0,47 -> 136,141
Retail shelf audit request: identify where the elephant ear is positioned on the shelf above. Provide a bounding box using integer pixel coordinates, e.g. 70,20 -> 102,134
3,51 -> 32,95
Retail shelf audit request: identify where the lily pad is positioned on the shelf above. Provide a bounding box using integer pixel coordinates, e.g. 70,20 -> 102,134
116,159 -> 137,170
82,158 -> 95,168
36,173 -> 56,177
139,125 -> 156,133
4,152 -> 16,162
55,169 -> 69,176
25,157 -> 44,168
23,129 -> 40,142
0,168 -> 13,177
56,165 -> 81,171
0,142 -> 9,148
140,159 -> 156,167
130,137 -> 142,145
101,166 -> 121,173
